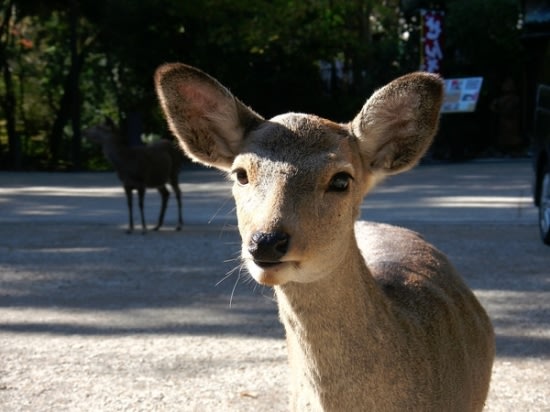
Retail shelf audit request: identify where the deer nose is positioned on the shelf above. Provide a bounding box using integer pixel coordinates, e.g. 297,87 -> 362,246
248,231 -> 290,263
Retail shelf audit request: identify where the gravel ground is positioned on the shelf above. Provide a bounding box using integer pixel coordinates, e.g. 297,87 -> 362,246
0,160 -> 549,411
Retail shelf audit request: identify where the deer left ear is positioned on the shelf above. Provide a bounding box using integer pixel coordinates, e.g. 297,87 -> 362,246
155,63 -> 264,171
350,72 -> 443,176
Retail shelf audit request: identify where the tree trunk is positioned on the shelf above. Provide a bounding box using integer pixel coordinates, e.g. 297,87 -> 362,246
49,1 -> 87,170
69,0 -> 82,170
348,0 -> 372,96
0,0 -> 20,169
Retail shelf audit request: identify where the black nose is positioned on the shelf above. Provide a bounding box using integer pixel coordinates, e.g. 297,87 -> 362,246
248,231 -> 290,262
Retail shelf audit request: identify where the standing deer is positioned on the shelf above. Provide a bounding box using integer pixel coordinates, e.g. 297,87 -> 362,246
85,118 -> 183,233
155,63 -> 495,411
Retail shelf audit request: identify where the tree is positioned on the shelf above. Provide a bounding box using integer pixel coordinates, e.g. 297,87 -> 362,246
0,0 -> 524,169
0,0 -> 20,168
46,1 -> 98,169
1,0 -> 101,170
445,0 -> 522,82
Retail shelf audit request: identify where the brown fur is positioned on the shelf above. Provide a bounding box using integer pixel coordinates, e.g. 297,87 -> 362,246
155,63 -> 495,411
85,119 -> 183,233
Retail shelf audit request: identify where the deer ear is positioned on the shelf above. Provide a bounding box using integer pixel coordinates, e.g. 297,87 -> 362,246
350,72 -> 443,176
155,63 -> 264,171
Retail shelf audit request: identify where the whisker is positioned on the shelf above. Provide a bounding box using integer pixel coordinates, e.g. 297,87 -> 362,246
208,197 -> 234,224
229,265 -> 244,308
216,264 -> 241,286
261,287 -> 277,302
218,224 -> 238,241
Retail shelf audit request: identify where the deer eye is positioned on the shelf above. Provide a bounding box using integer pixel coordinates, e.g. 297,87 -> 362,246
328,172 -> 352,192
233,168 -> 249,186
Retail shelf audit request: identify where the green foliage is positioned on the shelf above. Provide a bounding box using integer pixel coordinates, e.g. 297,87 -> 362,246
446,0 -> 522,76
0,0 -> 524,170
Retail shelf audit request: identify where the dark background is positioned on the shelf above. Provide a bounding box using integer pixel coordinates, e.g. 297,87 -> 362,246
0,0 -> 548,170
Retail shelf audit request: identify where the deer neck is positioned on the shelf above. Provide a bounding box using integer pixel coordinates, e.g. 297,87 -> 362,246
275,237 -> 392,330
101,139 -> 130,169
274,235 -> 398,407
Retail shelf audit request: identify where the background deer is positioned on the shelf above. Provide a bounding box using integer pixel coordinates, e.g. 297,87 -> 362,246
155,63 -> 495,411
85,118 -> 183,233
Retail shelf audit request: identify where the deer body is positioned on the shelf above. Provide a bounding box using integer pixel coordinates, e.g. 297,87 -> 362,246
154,63 -> 495,411
86,121 -> 183,233
280,222 -> 492,411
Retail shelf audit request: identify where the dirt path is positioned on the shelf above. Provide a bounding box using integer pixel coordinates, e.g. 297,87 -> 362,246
1,161 -> 549,411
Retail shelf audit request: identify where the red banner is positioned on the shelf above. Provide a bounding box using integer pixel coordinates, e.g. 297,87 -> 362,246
420,10 -> 444,73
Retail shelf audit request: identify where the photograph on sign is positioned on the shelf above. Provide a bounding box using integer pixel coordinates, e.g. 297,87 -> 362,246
441,77 -> 483,113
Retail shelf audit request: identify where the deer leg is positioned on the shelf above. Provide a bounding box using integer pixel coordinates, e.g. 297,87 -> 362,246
137,187 -> 147,234
170,177 -> 183,230
154,186 -> 170,231
124,186 -> 134,234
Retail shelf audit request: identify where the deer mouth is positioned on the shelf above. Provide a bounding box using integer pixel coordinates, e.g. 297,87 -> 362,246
246,259 -> 297,286
253,260 -> 283,269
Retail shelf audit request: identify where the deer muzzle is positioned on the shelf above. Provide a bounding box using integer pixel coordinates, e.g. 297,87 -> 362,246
248,231 -> 290,267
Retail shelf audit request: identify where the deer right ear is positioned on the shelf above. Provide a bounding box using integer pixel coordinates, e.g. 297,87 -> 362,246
350,72 -> 443,177
155,63 -> 264,171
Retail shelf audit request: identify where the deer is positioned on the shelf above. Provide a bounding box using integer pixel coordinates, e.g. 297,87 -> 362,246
155,63 -> 495,411
85,118 -> 183,234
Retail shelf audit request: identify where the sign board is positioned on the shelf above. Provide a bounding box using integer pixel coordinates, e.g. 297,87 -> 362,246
441,77 -> 483,113
420,10 -> 444,73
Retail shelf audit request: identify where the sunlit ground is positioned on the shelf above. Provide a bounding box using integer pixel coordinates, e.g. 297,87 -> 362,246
0,160 -> 548,411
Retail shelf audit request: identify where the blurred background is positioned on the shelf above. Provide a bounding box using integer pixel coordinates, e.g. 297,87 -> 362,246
0,0 -> 548,171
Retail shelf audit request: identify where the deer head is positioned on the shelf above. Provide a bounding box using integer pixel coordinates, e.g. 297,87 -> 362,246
155,64 -> 443,286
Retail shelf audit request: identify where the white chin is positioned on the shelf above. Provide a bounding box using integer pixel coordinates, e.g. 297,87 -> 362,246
246,261 -> 292,286
246,261 -> 325,285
